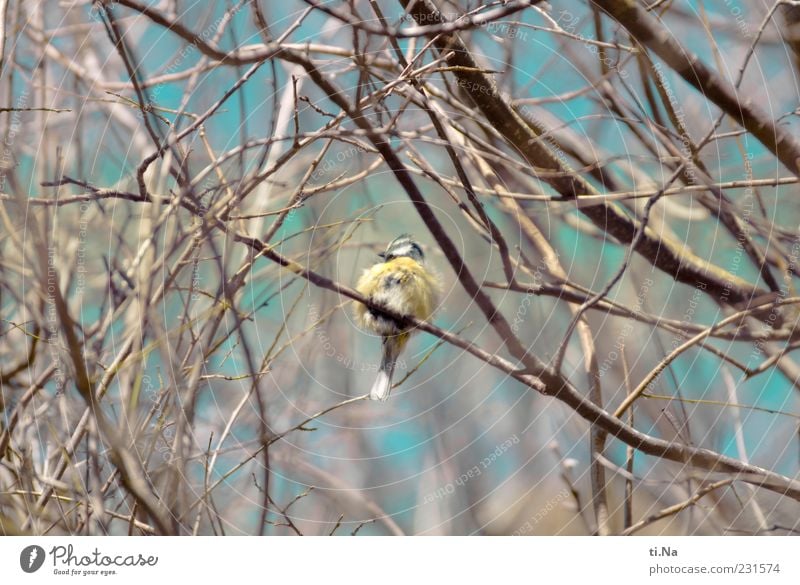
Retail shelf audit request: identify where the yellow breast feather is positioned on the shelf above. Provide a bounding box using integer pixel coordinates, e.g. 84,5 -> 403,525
354,256 -> 439,330
353,236 -> 440,400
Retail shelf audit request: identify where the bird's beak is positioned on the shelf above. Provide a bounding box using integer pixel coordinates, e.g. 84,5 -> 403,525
377,252 -> 386,260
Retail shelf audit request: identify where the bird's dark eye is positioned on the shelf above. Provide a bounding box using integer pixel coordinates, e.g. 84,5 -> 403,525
410,243 -> 423,258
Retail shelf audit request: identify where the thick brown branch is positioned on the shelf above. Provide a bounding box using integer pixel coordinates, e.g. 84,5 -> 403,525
593,0 -> 800,177
398,0 -> 764,305
231,233 -> 800,503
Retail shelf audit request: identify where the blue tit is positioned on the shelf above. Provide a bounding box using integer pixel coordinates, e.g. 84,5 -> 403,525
354,235 -> 440,401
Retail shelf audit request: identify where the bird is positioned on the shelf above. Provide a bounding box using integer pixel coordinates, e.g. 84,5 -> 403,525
354,235 -> 440,401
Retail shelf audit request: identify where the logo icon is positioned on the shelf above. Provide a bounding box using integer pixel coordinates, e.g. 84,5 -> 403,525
20,545 -> 46,573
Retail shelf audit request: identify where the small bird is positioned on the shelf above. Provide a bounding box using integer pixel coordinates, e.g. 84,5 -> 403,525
354,235 -> 440,401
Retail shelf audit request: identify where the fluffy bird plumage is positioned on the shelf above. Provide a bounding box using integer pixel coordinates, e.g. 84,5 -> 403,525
354,235 -> 439,400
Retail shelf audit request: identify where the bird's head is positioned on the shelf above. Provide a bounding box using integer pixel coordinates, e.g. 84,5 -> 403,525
378,234 -> 425,263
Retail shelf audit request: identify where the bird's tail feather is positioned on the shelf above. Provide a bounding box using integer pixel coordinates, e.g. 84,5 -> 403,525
370,339 -> 399,401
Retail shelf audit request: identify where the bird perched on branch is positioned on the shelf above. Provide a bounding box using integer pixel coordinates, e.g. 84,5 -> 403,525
354,235 -> 440,401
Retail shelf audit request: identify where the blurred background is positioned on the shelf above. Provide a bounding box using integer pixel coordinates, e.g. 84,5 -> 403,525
1,0 -> 800,535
